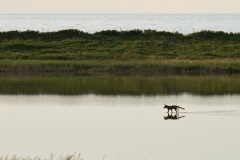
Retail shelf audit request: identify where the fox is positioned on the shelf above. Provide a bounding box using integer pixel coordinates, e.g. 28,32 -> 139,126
164,104 -> 185,113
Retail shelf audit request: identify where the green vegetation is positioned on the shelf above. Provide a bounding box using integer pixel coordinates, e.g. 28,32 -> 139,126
0,29 -> 240,73
0,74 -> 240,95
0,59 -> 239,74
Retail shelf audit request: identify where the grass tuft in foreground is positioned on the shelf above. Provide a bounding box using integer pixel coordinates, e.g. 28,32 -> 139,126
0,154 -> 82,160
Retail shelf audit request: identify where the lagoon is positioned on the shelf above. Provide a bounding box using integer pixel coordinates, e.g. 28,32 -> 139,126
0,94 -> 240,160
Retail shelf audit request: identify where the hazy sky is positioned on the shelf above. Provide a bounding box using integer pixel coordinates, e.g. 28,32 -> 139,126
1,0 -> 240,14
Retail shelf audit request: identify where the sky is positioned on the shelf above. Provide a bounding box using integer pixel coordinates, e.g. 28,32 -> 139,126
1,0 -> 240,14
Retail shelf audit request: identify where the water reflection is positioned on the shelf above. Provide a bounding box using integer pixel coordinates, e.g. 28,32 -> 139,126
0,74 -> 240,95
164,112 -> 185,120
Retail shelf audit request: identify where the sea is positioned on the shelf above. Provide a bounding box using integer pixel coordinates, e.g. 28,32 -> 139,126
0,14 -> 240,34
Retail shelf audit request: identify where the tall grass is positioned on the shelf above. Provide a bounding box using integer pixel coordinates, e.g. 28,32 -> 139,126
0,59 -> 239,74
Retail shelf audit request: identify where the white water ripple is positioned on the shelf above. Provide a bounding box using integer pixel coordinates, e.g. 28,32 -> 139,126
182,110 -> 240,117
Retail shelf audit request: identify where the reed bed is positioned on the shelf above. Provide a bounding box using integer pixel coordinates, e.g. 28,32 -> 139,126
0,59 -> 239,74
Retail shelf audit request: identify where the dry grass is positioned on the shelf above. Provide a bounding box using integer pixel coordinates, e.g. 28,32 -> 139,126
0,154 -> 82,160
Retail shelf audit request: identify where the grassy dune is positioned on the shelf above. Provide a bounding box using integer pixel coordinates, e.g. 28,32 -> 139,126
0,30 -> 240,73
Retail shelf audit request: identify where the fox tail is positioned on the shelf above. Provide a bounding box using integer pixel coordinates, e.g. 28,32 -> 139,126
178,106 -> 185,110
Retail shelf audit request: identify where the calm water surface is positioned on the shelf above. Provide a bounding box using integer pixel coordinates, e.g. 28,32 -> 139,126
0,14 -> 240,34
0,75 -> 240,160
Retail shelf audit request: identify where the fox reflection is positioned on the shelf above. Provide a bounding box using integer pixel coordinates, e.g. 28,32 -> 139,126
164,112 -> 185,120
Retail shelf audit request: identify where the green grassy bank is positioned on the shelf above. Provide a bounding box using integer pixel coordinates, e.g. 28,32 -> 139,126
0,29 -> 240,73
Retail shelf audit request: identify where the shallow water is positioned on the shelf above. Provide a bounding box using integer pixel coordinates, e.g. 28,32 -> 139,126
0,94 -> 240,160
